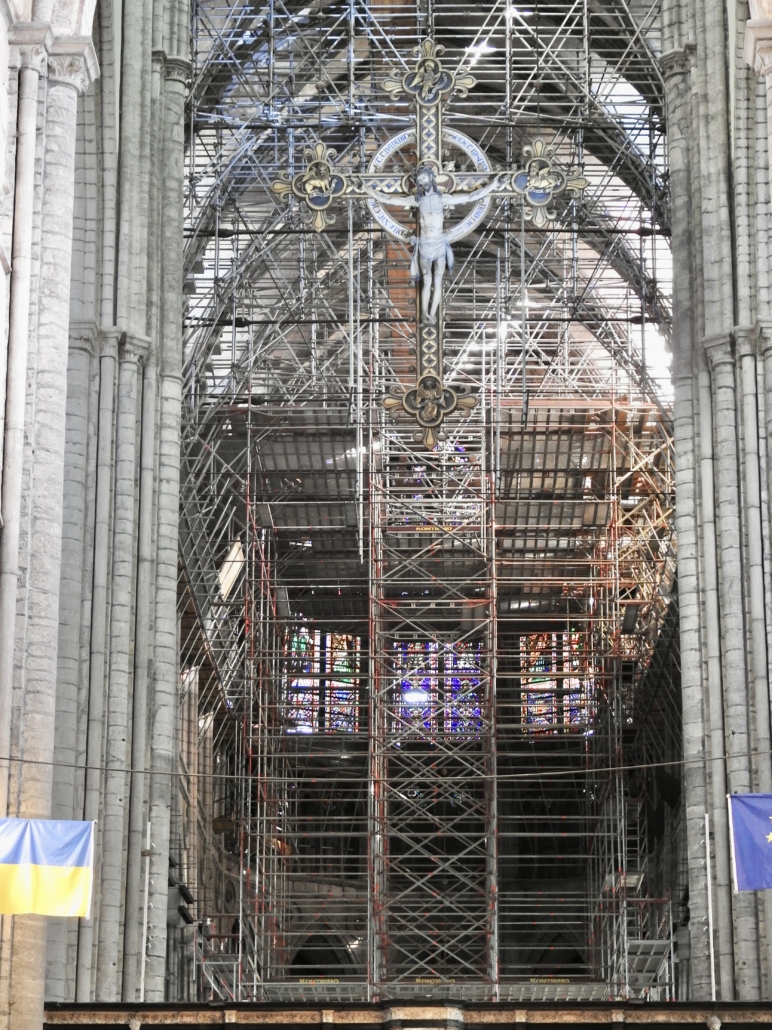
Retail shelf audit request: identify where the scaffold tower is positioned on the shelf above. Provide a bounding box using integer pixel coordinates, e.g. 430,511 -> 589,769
177,0 -> 681,1006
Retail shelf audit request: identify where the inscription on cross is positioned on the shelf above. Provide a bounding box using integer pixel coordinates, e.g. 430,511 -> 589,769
272,40 -> 587,446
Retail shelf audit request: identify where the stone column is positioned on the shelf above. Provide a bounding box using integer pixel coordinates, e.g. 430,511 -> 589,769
47,321 -> 98,1002
51,323 -> 97,817
145,52 -> 190,1001
0,39 -> 47,821
735,323 -> 772,999
96,333 -> 148,1001
108,0 -> 154,996
661,43 -> 713,998
76,328 -> 118,1001
0,40 -> 47,1030
746,2 -> 772,195
695,351 -> 734,1000
703,332 -> 760,1000
122,358 -> 157,1001
735,326 -> 772,797
745,43 -> 772,997
7,44 -> 94,1030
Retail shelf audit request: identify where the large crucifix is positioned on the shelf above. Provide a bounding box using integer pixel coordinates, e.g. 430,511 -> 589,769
273,39 -> 587,447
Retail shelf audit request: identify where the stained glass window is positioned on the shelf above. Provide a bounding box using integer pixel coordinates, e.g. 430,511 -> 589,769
563,631 -> 591,727
445,641 -> 483,736
391,639 -> 484,738
285,627 -> 319,733
520,632 -> 591,732
284,627 -> 360,733
326,633 -> 359,732
393,640 -> 439,736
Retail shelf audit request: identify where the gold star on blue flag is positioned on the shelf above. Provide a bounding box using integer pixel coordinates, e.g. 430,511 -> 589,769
728,794 -> 772,891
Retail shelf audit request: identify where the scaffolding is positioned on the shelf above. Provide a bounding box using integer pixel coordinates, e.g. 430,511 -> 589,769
177,0 -> 681,1005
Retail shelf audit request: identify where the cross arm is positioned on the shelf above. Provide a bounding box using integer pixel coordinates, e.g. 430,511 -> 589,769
442,173 -> 507,207
353,179 -> 417,208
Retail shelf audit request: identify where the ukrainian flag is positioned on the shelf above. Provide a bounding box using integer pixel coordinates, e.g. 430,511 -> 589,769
0,818 -> 94,917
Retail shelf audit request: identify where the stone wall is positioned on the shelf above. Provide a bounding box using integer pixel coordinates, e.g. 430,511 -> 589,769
0,0 -> 189,1025
664,0 -> 772,1003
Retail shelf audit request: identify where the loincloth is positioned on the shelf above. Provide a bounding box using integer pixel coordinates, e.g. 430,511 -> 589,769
410,236 -> 455,280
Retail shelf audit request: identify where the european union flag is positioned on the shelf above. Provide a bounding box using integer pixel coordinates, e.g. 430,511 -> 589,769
0,818 -> 94,916
728,794 -> 772,891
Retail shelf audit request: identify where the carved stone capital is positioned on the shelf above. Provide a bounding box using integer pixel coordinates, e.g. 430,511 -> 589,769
120,332 -> 151,364
9,21 -> 53,58
702,331 -> 735,372
151,48 -> 166,71
16,43 -> 47,74
151,48 -> 192,84
745,18 -> 772,76
165,57 -> 192,85
660,48 -> 690,81
47,37 -> 99,91
734,323 -> 762,358
755,39 -> 772,77
98,327 -> 122,361
48,53 -> 89,92
69,320 -> 98,356
753,320 -> 772,356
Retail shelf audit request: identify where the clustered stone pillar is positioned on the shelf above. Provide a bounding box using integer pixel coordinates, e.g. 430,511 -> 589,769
0,0 -> 191,1019
745,1 -> 772,998
663,0 -> 772,1002
660,43 -> 714,999
145,48 -> 191,1002
747,1 -> 772,192
0,39 -> 48,823
0,32 -> 95,1030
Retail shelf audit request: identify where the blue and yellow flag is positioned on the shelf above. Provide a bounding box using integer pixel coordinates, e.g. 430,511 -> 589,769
728,793 -> 772,892
0,818 -> 94,917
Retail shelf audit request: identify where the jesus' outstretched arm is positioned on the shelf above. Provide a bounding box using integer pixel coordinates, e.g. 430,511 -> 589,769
356,182 -> 417,208
442,173 -> 506,207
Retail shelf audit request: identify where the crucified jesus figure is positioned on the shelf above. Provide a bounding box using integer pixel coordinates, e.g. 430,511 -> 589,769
363,164 -> 503,322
